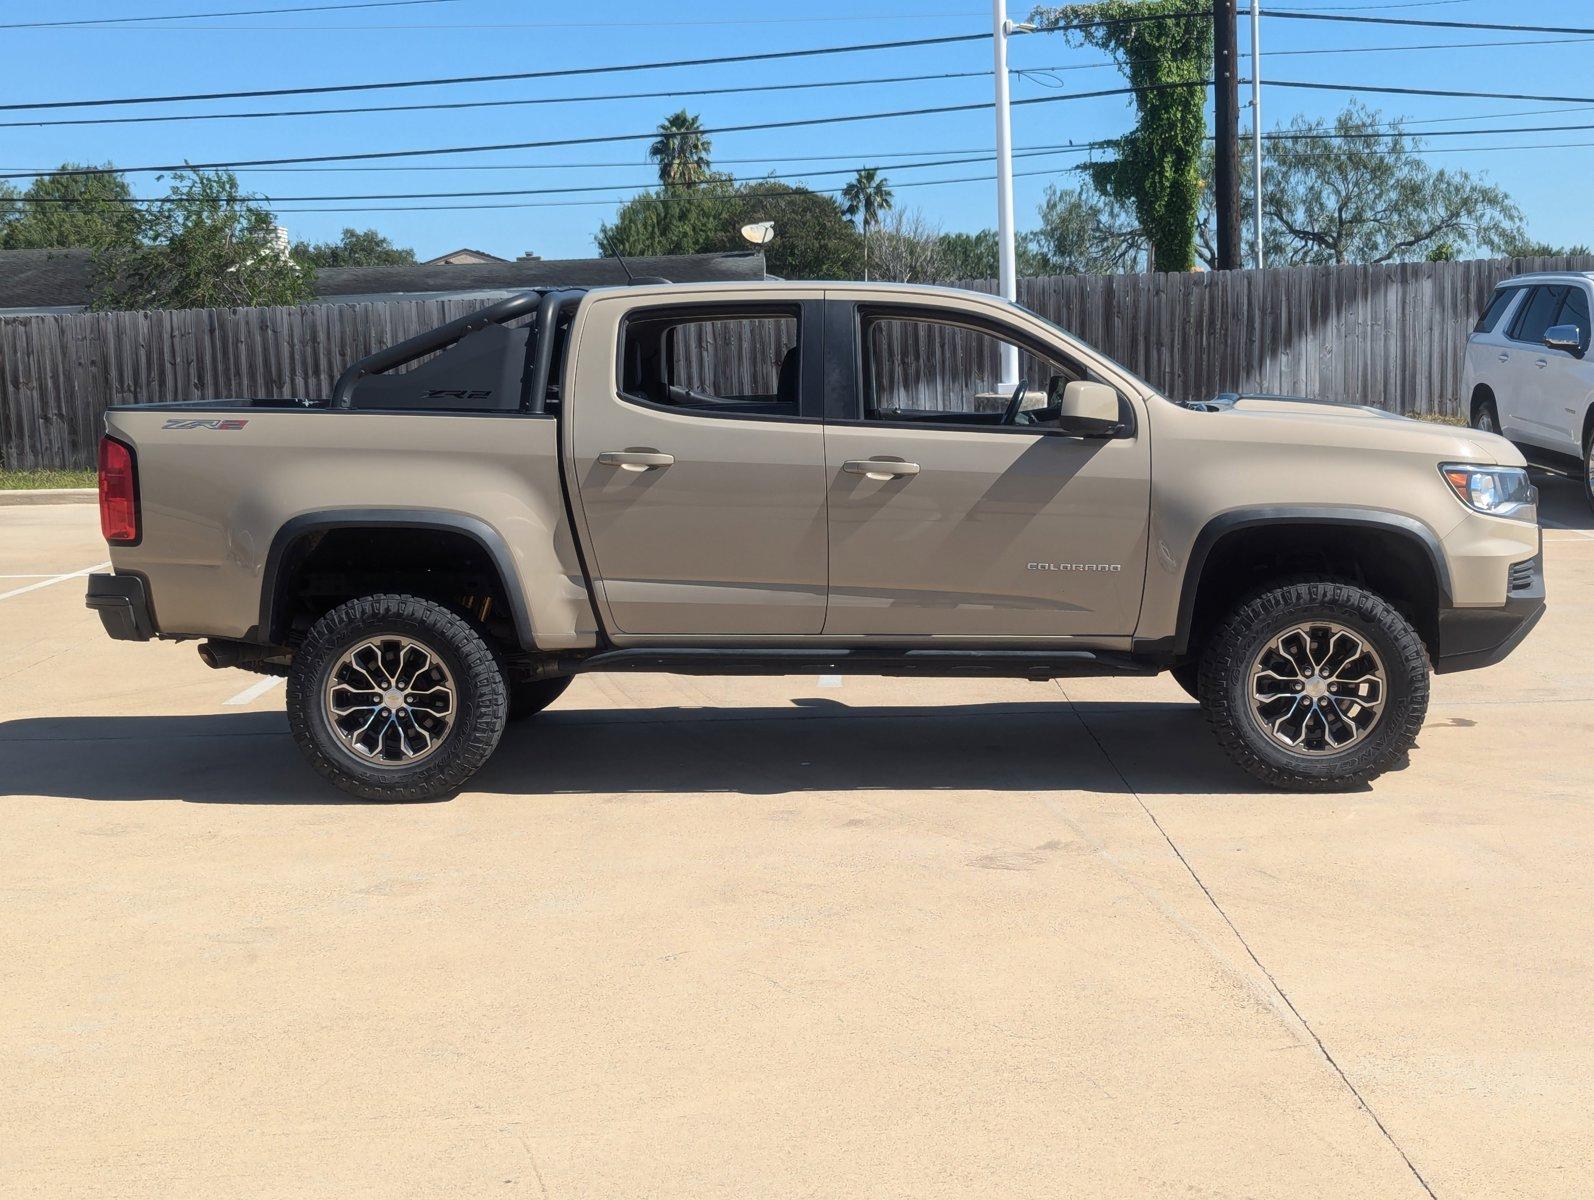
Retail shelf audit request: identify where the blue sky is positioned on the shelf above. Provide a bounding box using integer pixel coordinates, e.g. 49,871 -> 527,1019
5,0 -> 1593,261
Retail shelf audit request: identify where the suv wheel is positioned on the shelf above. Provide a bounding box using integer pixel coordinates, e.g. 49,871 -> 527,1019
287,594 -> 508,801
1472,397 -> 1500,435
1199,579 -> 1430,791
508,675 -> 573,721
1583,424 -> 1594,512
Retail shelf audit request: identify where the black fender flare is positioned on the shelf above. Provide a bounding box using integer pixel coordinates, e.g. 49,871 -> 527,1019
256,509 -> 535,648
1170,506 -> 1453,656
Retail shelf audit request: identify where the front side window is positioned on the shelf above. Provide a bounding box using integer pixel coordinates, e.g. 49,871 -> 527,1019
1474,287 -> 1519,334
619,307 -> 800,418
860,312 -> 1095,428
1556,286 -> 1591,351
1509,285 -> 1566,345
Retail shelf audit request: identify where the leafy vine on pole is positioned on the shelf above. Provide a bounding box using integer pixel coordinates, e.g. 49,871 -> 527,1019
1029,0 -> 1211,272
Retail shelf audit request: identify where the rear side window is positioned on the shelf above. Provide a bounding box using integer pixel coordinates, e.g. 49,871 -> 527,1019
1509,286 -> 1567,345
1474,287 -> 1519,334
619,305 -> 800,418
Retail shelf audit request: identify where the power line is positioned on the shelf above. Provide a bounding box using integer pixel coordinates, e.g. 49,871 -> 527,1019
0,80 -> 1211,181
1261,10 -> 1594,36
0,9 -> 1209,114
8,146 -> 1107,204
8,11 -> 990,32
0,68 -> 1004,130
1260,78 -> 1594,106
0,32 -> 985,113
0,0 -> 469,29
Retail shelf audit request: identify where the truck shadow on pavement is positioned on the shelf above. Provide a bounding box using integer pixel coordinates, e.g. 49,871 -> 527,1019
0,698 -> 1296,803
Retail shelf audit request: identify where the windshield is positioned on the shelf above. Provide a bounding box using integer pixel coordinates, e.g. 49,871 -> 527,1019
1013,301 -> 1160,398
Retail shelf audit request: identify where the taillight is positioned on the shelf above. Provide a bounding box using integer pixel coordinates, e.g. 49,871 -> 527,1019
98,436 -> 139,544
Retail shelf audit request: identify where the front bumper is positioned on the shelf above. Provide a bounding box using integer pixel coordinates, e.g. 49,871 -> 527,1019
85,573 -> 155,641
1434,552 -> 1545,674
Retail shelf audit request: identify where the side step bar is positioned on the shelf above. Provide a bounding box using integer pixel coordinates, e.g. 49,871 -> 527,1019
572,647 -> 1158,680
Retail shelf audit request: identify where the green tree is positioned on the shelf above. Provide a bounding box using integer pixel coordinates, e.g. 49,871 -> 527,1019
292,226 -> 415,267
1030,0 -> 1210,272
1202,104 -> 1527,266
1026,183 -> 1145,274
841,167 -> 894,279
936,229 -> 1000,279
595,175 -> 738,259
648,110 -> 713,189
0,165 -> 140,250
728,181 -> 861,279
93,171 -> 312,311
596,177 -> 862,280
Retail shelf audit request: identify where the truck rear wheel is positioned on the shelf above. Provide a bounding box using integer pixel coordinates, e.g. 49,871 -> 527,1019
287,594 -> 508,801
508,675 -> 572,721
1198,579 -> 1430,791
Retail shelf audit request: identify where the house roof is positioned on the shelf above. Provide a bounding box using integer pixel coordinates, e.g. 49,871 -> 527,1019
0,249 -> 766,313
420,247 -> 509,265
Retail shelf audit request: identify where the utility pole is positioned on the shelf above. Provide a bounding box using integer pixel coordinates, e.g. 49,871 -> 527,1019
1250,0 -> 1264,269
993,0 -> 1020,385
1213,0 -> 1242,271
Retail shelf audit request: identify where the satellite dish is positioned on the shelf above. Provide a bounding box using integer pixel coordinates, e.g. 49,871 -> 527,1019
740,221 -> 775,246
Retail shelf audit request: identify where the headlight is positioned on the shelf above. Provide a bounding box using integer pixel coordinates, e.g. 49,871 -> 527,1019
1439,464 -> 1535,518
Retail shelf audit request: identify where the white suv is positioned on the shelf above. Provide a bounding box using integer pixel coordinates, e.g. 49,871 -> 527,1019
1463,270 -> 1594,510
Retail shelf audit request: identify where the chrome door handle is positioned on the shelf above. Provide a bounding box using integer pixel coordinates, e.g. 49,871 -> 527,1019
1497,352 -> 1510,363
598,450 -> 674,472
843,458 -> 920,481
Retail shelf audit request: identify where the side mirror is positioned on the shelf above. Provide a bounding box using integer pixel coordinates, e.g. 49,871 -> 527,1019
1056,380 -> 1124,438
1544,324 -> 1584,356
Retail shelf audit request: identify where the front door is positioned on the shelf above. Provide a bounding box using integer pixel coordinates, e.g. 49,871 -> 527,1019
822,303 -> 1151,638
568,295 -> 828,637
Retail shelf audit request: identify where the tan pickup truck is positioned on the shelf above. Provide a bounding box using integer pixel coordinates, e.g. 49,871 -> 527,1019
87,282 -> 1545,799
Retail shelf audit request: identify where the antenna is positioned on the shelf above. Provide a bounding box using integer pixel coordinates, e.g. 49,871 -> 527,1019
612,251 -> 637,285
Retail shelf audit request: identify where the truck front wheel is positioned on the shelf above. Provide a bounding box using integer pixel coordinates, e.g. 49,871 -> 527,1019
287,594 -> 508,801
1198,579 -> 1430,791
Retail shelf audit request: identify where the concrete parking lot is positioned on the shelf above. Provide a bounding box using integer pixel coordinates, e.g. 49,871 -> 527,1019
3,483 -> 1591,1200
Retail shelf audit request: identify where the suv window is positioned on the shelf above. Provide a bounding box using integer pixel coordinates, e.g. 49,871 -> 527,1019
1473,287 -> 1520,334
619,306 -> 800,418
860,311 -> 1092,427
1556,286 -> 1591,351
1509,285 -> 1567,345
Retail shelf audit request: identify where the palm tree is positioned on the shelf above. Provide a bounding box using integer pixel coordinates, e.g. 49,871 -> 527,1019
647,110 -> 712,189
842,167 -> 894,280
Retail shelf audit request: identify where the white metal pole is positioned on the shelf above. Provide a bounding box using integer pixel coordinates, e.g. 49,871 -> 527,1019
1250,0 -> 1264,269
993,0 -> 1020,386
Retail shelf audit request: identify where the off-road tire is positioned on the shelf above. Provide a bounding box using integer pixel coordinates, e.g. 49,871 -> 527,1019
1198,579 -> 1430,791
508,675 -> 573,722
1169,662 -> 1201,701
287,594 -> 508,801
1472,396 -> 1500,436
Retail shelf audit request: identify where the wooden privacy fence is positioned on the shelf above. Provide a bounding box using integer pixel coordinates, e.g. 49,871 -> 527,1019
5,254 -> 1594,471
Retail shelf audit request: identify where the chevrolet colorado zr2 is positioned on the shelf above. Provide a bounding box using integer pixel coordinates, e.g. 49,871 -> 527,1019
86,282 -> 1546,799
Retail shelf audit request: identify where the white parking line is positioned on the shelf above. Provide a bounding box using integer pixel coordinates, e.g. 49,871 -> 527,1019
224,675 -> 284,707
0,561 -> 110,602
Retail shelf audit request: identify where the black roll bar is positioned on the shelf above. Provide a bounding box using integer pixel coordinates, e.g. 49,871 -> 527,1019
332,288 -> 584,410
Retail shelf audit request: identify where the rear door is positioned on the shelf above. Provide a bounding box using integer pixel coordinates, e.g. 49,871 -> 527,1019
1500,284 -> 1569,447
820,299 -> 1151,639
567,292 -> 829,637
